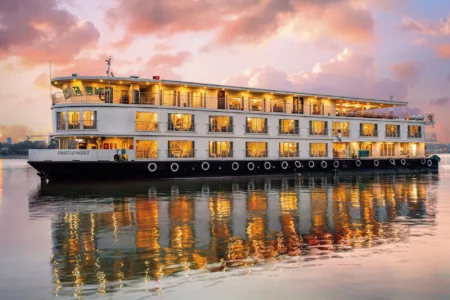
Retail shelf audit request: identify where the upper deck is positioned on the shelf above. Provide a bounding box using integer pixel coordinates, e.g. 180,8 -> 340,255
50,75 -> 431,123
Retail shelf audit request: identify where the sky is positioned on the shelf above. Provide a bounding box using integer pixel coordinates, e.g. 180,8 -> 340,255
0,0 -> 450,142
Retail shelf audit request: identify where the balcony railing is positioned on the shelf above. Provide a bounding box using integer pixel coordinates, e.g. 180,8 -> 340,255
136,149 -> 159,159
279,127 -> 299,135
332,129 -> 350,137
279,151 -> 299,158
309,128 -> 329,136
246,150 -> 268,158
56,120 -> 97,130
209,124 -> 233,133
385,131 -> 400,138
245,125 -> 268,134
408,132 -> 422,138
168,122 -> 195,132
168,149 -> 195,158
208,150 -> 234,158
359,130 -> 378,137
310,151 -> 328,158
135,121 -> 159,131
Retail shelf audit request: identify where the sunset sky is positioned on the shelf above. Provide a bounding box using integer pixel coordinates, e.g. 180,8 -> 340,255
1,0 -> 450,142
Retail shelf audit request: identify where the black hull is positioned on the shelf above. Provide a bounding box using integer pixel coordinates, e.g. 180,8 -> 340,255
29,158 -> 439,182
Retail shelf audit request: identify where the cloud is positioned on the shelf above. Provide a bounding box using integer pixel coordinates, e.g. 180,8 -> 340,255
147,51 -> 192,67
154,43 -> 172,51
0,0 -> 100,65
223,48 -> 408,101
0,125 -> 39,143
388,61 -> 420,81
33,73 -> 51,90
400,16 -> 450,36
436,43 -> 450,58
429,97 -> 450,106
111,35 -> 134,49
107,0 -> 375,47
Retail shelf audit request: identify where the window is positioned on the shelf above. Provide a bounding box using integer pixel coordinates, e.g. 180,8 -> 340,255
136,112 -> 158,131
162,90 -> 176,106
310,143 -> 328,157
279,142 -> 298,157
332,122 -> 349,136
249,98 -> 264,112
380,143 -> 395,157
68,111 -> 80,129
359,142 -> 372,157
246,117 -> 267,133
360,123 -> 378,137
246,142 -> 267,157
72,86 -> 82,96
85,86 -> 94,95
56,112 -> 66,130
94,87 -> 105,95
168,140 -> 194,158
168,113 -> 194,131
386,124 -> 400,138
292,97 -> 304,114
228,96 -> 242,110
136,140 -> 158,159
270,99 -> 285,112
309,100 -> 324,115
209,116 -> 233,133
309,120 -> 328,135
209,141 -> 233,158
191,92 -> 203,108
408,125 -> 422,138
83,111 -> 97,129
400,143 -> 409,156
279,119 -> 299,134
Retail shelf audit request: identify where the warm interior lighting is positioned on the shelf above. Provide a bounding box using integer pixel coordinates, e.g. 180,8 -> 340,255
119,81 -> 123,84
100,80 -> 103,82
146,82 -> 149,85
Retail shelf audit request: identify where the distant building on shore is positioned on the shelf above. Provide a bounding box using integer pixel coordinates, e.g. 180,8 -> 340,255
6,137 -> 12,144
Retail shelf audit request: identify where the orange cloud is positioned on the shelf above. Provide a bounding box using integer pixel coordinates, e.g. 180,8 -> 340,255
0,125 -> 39,143
0,0 -> 100,65
147,51 -> 192,67
437,44 -> 450,58
388,61 -> 420,81
400,16 -> 450,36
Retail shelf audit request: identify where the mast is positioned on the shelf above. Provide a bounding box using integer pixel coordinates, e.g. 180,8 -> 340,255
105,56 -> 112,102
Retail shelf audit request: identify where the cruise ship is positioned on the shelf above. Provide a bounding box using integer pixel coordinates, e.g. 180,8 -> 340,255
28,64 -> 439,181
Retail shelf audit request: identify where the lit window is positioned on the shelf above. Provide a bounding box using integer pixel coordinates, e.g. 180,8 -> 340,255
136,112 -> 158,131
209,141 -> 233,158
168,140 -> 194,158
309,121 -> 328,135
209,116 -> 233,133
380,143 -> 395,157
360,123 -> 378,137
56,112 -> 66,130
310,143 -> 327,157
136,140 -> 158,159
246,118 -> 267,133
68,111 -> 80,130
279,119 -> 298,134
408,125 -> 422,138
246,142 -> 267,157
85,86 -> 94,95
332,122 -> 349,136
279,142 -> 298,157
72,86 -> 82,96
83,111 -> 96,129
168,113 -> 194,131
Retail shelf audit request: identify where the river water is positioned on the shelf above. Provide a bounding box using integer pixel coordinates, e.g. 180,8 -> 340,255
1,158 -> 450,299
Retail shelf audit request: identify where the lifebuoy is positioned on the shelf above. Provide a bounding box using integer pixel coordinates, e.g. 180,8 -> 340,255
308,161 -> 315,168
333,160 -> 339,168
374,160 -> 379,167
427,159 -> 432,167
99,92 -> 106,101
295,161 -> 301,168
321,161 -> 327,169
356,160 -> 361,167
264,162 -> 271,170
232,162 -> 239,171
281,161 -> 289,170
201,162 -> 210,171
428,114 -> 434,122
421,158 -> 426,165
170,163 -> 179,172
389,158 -> 395,165
148,163 -> 157,172
248,162 -> 255,171
400,159 -> 406,166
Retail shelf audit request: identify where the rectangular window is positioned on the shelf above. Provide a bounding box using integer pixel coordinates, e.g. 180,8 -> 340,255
228,96 -> 242,110
168,113 -> 194,131
209,141 -> 233,158
332,122 -> 349,137
310,143 -> 328,157
85,86 -> 94,95
249,98 -> 264,112
246,117 -> 267,133
162,90 -> 176,106
246,142 -> 268,157
360,123 -> 378,137
279,142 -> 298,157
400,143 -> 409,156
279,119 -> 299,134
168,140 -> 195,158
359,142 -> 372,157
94,87 -> 105,95
209,116 -> 233,133
380,143 -> 395,157
56,112 -> 66,130
309,120 -> 328,135
408,125 -> 422,138
83,111 -> 97,129
67,111 -> 80,130
72,86 -> 82,96
191,92 -> 203,108
136,140 -> 158,159
292,97 -> 304,114
136,112 -> 158,131
386,124 -> 400,138
270,99 -> 285,112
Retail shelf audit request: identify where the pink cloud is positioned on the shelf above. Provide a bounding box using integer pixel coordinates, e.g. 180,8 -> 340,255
147,51 -> 192,67
436,44 -> 450,58
154,43 -> 172,51
111,35 -> 134,49
388,61 -> 420,81
400,16 -> 450,36
0,0 -> 100,65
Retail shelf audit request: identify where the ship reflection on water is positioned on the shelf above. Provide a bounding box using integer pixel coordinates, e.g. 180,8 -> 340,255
29,174 -> 438,297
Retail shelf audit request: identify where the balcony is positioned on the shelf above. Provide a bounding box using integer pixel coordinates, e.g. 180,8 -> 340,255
359,130 -> 378,137
56,120 -> 97,131
168,149 -> 195,158
309,128 -> 329,136
408,132 -> 422,138
135,121 -> 159,131
332,128 -> 350,137
245,125 -> 268,134
385,131 -> 400,138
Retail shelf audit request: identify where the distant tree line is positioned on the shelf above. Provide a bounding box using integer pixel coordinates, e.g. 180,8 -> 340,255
0,139 -> 58,156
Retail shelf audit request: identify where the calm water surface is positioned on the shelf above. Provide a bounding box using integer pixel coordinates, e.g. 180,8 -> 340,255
1,158 -> 450,299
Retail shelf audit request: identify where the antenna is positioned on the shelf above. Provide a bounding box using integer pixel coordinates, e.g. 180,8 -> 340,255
49,60 -> 53,102
111,72 -> 115,77
105,56 -> 112,77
